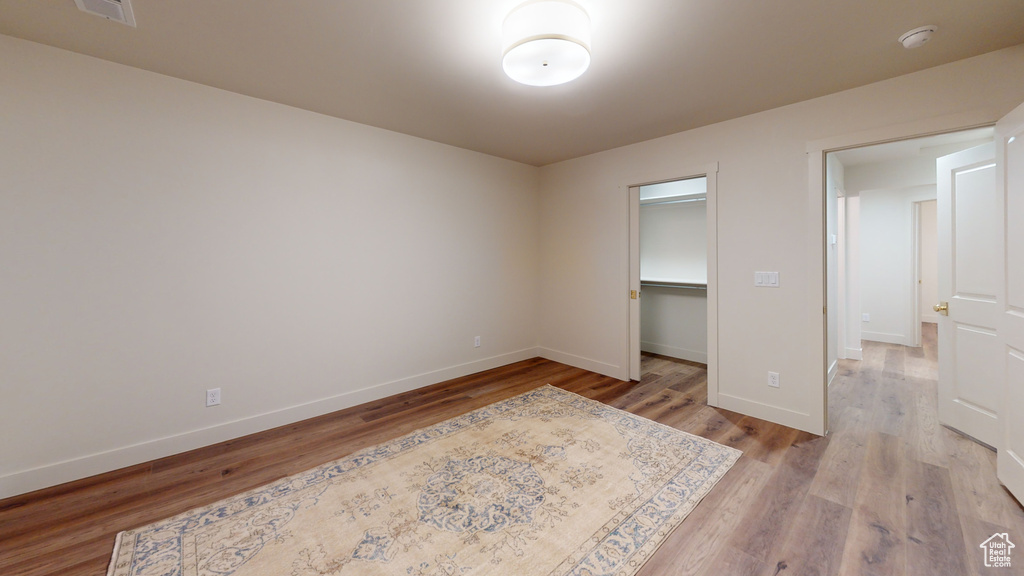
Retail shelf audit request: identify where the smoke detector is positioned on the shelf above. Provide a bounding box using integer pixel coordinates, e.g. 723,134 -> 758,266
74,0 -> 136,27
899,25 -> 936,49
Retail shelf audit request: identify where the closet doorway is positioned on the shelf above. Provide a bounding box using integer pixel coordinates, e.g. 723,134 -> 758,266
628,166 -> 719,404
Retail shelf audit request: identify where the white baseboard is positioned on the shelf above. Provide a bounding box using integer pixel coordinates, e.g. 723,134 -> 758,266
640,342 -> 708,364
845,347 -> 863,360
828,360 -> 839,386
861,331 -> 911,346
921,314 -> 939,324
0,348 -> 541,500
537,347 -> 625,381
716,393 -> 820,435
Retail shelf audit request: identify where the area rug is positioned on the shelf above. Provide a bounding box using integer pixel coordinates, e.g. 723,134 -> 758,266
108,385 -> 740,576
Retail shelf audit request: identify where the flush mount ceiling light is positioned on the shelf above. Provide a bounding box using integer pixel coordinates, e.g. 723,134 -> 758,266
502,0 -> 591,87
899,25 -> 937,49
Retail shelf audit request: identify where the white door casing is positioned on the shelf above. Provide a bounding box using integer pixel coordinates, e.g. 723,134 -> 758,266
629,186 -> 641,381
996,102 -> 1024,503
627,165 -> 719,402
936,142 -> 1002,448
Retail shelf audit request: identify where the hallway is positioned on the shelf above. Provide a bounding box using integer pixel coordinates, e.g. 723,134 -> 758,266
826,324 -> 1024,575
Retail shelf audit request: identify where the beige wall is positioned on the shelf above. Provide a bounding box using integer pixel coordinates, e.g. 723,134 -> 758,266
640,288 -> 708,363
537,45 -> 1024,433
0,36 -> 540,498
858,185 -> 937,344
4,32 -> 1024,498
640,200 -> 707,282
919,200 -> 939,324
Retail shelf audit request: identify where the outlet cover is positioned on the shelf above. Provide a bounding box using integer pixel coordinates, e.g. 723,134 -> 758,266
474,336 -> 481,348
206,388 -> 221,407
768,372 -> 780,388
862,313 -> 870,322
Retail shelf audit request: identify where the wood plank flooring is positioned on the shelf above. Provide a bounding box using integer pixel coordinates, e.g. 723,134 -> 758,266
2,325 -> 1022,575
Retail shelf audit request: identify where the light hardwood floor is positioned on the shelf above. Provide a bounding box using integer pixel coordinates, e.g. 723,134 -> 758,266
2,325 -> 1022,575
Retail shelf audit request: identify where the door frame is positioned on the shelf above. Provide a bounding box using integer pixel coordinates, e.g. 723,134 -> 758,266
807,110 -> 998,434
907,195 -> 939,348
626,162 -> 719,405
836,195 -> 847,363
911,200 -> 924,348
913,198 -> 941,347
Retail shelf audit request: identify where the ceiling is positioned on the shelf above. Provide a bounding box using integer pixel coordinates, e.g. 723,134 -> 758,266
2,1 -> 1023,166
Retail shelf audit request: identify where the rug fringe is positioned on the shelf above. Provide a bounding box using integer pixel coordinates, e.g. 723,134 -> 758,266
106,530 -> 125,576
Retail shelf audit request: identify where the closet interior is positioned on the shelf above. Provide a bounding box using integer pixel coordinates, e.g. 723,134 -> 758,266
639,177 -> 708,364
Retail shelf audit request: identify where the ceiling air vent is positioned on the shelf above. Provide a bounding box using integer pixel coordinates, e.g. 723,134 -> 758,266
74,0 -> 136,27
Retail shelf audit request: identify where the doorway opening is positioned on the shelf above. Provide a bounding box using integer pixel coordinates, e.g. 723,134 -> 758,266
824,127 -> 995,432
638,177 -> 708,374
627,164 -> 719,404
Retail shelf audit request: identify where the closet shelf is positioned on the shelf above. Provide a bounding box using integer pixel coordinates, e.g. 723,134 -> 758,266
640,279 -> 707,290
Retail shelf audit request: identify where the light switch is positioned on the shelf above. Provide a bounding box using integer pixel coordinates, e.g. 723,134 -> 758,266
755,271 -> 780,287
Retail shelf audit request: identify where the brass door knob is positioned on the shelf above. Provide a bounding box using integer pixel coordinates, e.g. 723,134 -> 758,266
933,302 -> 949,315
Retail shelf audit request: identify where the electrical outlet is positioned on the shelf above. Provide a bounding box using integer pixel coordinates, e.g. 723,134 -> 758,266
206,388 -> 221,407
862,313 -> 870,322
474,336 -> 481,348
768,372 -> 780,388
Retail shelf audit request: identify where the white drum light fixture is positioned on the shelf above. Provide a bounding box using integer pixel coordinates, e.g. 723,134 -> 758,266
502,0 -> 591,87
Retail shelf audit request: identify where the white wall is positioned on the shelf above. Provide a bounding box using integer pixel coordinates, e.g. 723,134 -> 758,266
0,36 -> 540,498
920,200 -> 939,323
639,198 -> 708,363
639,201 -> 707,282
858,185 -> 936,345
640,288 -> 707,363
538,45 -> 1024,434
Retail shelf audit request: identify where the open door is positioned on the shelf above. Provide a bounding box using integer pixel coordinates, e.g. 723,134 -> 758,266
629,186 -> 641,381
996,102 -> 1024,503
935,142 -> 1001,448
936,101 -> 1024,505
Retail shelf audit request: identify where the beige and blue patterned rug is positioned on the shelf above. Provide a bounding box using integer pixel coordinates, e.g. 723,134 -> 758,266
107,386 -> 740,576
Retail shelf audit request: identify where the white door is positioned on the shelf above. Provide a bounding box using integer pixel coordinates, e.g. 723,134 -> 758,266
996,102 -> 1024,503
936,143 -> 1002,448
629,186 -> 641,381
